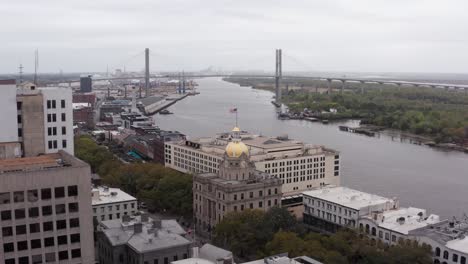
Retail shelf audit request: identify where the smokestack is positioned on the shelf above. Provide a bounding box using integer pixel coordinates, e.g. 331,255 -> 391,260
145,48 -> 150,98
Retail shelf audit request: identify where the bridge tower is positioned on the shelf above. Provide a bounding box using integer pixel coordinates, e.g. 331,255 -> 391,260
275,49 -> 282,103
145,48 -> 150,97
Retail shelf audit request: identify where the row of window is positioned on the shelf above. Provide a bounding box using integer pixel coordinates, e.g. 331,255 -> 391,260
1,204 -> 79,221
93,202 -> 136,214
46,113 -> 66,123
0,186 -> 78,205
47,126 -> 67,136
264,156 -> 327,168
4,248 -> 81,264
46,99 -> 66,109
305,199 -> 356,217
435,247 -> 466,263
2,218 -> 79,236
3,234 -> 80,254
47,139 -> 67,149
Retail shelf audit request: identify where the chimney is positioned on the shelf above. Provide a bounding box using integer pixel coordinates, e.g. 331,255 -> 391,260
153,219 -> 162,229
122,215 -> 131,223
134,222 -> 143,233
192,247 -> 199,258
141,213 -> 149,223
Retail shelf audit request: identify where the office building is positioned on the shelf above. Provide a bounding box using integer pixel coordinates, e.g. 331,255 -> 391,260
359,207 -> 440,245
0,80 -> 21,159
302,186 -> 398,232
91,186 -> 138,223
193,128 -> 282,234
0,151 -> 95,264
166,130 -> 340,196
80,76 -> 92,93
97,215 -> 192,264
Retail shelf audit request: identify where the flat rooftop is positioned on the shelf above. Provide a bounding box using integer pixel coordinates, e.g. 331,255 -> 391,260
91,186 -> 137,206
101,216 -> 190,253
0,152 -> 80,173
446,236 -> 468,254
303,187 -> 395,210
365,207 -> 440,235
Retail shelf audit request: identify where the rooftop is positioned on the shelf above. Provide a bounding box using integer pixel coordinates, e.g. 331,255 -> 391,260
91,186 -> 137,206
364,207 -> 440,235
101,216 -> 190,253
411,218 -> 468,253
303,187 -> 395,210
0,151 -> 84,173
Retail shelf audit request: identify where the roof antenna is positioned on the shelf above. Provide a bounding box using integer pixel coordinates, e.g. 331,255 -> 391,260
33,49 -> 39,86
19,64 -> 24,84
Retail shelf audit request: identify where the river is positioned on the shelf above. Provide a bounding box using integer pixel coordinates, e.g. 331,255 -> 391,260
154,78 -> 468,219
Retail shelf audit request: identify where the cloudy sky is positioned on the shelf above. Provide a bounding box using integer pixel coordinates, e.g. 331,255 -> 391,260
2,0 -> 468,74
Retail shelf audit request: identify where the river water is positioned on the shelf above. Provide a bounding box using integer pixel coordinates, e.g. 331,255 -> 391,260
154,78 -> 468,219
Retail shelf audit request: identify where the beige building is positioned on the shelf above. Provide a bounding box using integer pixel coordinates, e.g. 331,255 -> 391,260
0,151 -> 95,264
166,130 -> 340,196
193,128 -> 283,234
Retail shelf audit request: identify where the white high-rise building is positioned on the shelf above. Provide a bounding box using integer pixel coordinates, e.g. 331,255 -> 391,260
0,80 -> 75,158
40,87 -> 74,155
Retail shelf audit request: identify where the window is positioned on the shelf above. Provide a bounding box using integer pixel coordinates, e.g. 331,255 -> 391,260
18,257 -> 28,264
47,100 -> 51,109
30,223 -> 40,233
45,252 -> 56,262
43,221 -> 53,231
15,209 -> 26,219
32,255 -> 42,264
31,239 -> 41,249
164,257 -> 169,264
61,99 -> 65,108
461,256 -> 466,264
250,192 -> 253,198
68,185 -> 78,196
62,126 -> 66,135
62,139 -> 67,148
259,190 -> 263,197
174,256 -> 178,261
70,233 -> 80,243
2,226 -> 13,236
56,204 -> 66,214
18,128 -> 22,137
47,114 -> 52,122
68,202 -> 79,213
61,113 -> 66,122
4,242 -> 14,252
71,249 -> 81,259
17,101 -> 22,110
42,205 -> 53,216
55,187 -> 65,198
17,240 -> 28,251
443,251 -> 449,260
70,218 -> 80,228
44,237 -> 54,247
0,192 -> 11,204
5,259 -> 15,264
53,140 -> 57,149
259,201 -> 263,208
453,254 -> 459,262
28,189 -> 39,202
154,259 -> 159,264
59,250 -> 69,261
57,235 -> 68,245
56,220 -> 67,229
1,210 -> 12,220
14,191 -> 24,203
29,207 -> 39,217
41,188 -> 51,200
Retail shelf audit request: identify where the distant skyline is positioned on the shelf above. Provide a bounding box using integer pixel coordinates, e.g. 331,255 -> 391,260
2,0 -> 468,74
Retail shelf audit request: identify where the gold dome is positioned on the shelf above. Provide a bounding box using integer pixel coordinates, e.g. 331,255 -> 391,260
225,141 -> 249,158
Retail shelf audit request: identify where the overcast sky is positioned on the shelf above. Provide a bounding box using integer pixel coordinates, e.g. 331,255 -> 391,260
2,0 -> 468,74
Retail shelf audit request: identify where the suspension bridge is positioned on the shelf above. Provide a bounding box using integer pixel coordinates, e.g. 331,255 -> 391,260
51,48 -> 468,102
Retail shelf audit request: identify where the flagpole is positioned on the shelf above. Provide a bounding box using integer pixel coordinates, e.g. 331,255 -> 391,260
236,110 -> 238,127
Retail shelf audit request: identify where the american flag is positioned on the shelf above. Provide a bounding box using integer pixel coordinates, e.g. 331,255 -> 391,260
229,107 -> 238,113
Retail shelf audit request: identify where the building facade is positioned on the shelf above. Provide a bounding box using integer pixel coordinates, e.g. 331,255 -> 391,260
0,151 -> 95,264
92,186 -> 138,223
166,131 -> 340,196
302,187 -> 398,233
97,216 -> 192,264
193,128 -> 283,234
